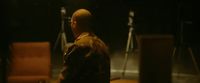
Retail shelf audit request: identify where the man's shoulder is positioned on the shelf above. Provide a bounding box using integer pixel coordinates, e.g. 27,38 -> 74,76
75,35 -> 94,47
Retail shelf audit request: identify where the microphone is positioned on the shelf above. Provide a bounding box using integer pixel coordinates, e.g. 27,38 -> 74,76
129,10 -> 134,17
61,7 -> 66,20
128,10 -> 134,27
61,7 -> 71,23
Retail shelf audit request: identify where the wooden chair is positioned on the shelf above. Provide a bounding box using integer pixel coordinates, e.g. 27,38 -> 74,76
7,42 -> 51,83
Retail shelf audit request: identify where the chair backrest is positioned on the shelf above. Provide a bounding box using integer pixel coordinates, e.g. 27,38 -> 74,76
9,42 -> 51,77
137,35 -> 174,83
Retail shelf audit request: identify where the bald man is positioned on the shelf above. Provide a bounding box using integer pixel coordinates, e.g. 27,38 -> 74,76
58,9 -> 110,83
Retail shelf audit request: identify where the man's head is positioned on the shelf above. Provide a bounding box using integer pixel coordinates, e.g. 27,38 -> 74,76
70,9 -> 93,37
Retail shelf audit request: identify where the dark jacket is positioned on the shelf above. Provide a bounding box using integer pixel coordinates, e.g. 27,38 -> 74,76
60,32 -> 110,83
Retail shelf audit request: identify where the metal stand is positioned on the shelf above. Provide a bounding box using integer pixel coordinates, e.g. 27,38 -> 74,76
172,20 -> 199,75
173,1 -> 199,75
121,10 -> 136,78
53,7 -> 68,53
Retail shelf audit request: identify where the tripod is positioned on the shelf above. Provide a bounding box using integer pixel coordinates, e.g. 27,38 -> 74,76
121,10 -> 136,78
53,7 -> 68,54
172,21 -> 199,76
172,1 -> 199,76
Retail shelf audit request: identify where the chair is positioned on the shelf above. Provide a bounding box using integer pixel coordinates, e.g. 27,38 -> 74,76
8,42 -> 51,83
137,35 -> 174,83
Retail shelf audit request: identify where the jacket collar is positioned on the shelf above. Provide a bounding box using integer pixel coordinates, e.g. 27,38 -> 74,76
75,32 -> 90,41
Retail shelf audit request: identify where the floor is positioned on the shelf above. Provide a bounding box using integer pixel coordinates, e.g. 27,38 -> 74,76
50,48 -> 200,83
110,79 -> 138,83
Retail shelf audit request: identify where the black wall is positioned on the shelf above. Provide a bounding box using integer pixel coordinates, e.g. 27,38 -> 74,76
4,0 -> 61,43
3,0 -> 195,50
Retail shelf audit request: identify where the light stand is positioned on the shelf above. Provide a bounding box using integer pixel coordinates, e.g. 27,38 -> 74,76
172,1 -> 199,76
172,20 -> 199,75
121,10 -> 136,78
53,7 -> 68,54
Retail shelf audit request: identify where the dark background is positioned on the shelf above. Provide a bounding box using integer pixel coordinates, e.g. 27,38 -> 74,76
1,0 -> 197,78
3,0 -> 197,58
2,0 -> 196,49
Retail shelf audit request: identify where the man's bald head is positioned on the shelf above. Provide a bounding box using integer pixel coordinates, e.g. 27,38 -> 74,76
70,9 -> 93,38
71,9 -> 92,29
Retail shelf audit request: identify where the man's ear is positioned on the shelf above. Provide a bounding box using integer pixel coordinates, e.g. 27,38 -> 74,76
73,21 -> 77,25
72,20 -> 76,25
71,20 -> 76,28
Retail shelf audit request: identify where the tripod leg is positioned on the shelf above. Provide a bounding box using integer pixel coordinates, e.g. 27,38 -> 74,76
61,32 -> 68,52
188,47 -> 200,74
130,35 -> 134,50
172,47 -> 176,58
53,31 -> 62,52
121,29 -> 133,78
172,47 -> 180,77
